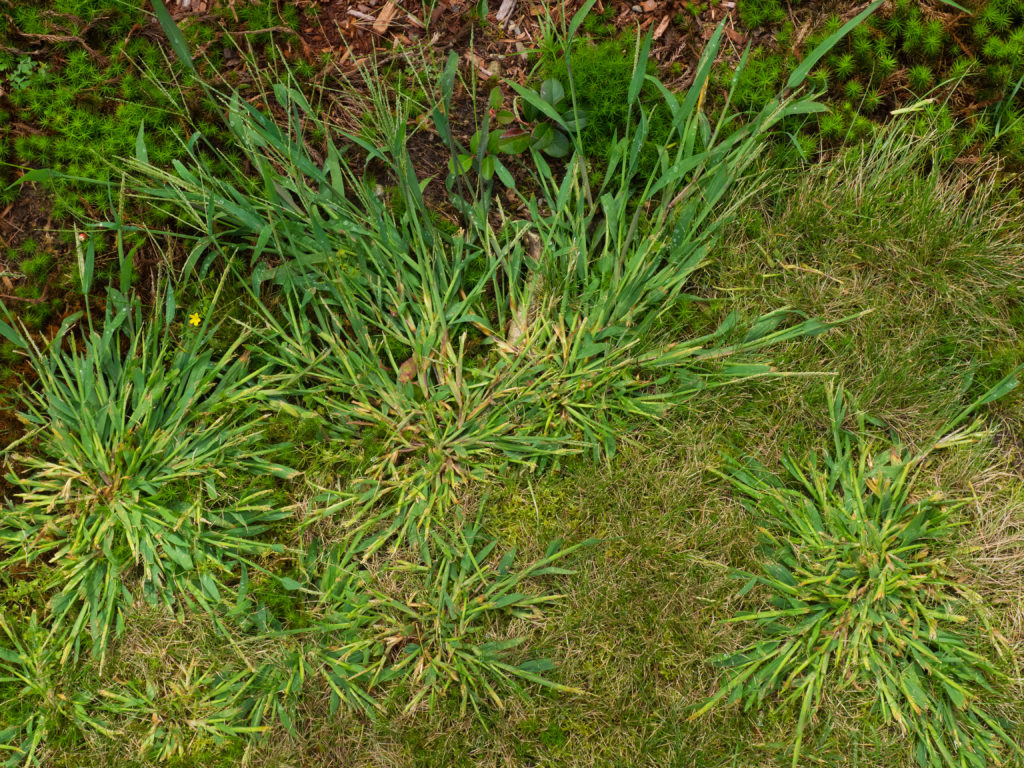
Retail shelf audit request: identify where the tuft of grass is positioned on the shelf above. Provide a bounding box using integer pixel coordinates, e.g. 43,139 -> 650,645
126,17 -> 858,559
0,612 -> 111,768
375,520 -> 589,717
0,280 -> 296,669
693,378 -> 1024,767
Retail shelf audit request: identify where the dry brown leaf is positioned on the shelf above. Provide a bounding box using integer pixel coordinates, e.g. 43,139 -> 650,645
464,51 -> 495,78
653,15 -> 670,39
724,26 -> 746,45
372,1 -> 399,35
397,356 -> 419,384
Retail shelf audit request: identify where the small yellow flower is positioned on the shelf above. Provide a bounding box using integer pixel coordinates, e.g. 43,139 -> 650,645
189,313 -> 201,327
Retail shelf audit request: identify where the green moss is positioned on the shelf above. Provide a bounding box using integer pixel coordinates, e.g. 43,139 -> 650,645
863,89 -> 883,113
19,252 -> 52,281
731,49 -> 787,111
0,341 -> 18,365
737,0 -> 785,29
818,110 -> 846,139
727,0 -> 1024,165
539,33 -> 672,178
908,64 -> 934,93
582,4 -> 617,38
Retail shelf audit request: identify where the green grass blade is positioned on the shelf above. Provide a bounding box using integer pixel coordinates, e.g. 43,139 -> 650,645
150,0 -> 196,74
786,0 -> 883,90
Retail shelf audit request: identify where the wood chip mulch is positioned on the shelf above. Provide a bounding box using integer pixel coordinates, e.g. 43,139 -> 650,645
166,0 -> 759,91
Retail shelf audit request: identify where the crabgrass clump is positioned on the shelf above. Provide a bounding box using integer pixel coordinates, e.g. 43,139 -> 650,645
0,277 -> 296,666
373,521 -> 589,716
130,16 -> 857,553
0,613 -> 110,767
694,381 -> 1024,767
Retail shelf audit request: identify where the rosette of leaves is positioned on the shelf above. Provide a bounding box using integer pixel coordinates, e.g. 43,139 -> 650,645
449,80 -> 587,187
87,666 -> 262,762
0,55 -> 46,92
0,278 -> 296,668
693,379 -> 1024,768
449,87 -> 525,187
517,78 -> 587,159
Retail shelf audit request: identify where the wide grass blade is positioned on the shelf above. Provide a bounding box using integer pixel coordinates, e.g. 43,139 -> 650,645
149,0 -> 196,74
786,0 -> 883,90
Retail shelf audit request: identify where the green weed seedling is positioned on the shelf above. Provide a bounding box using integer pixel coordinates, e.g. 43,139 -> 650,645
451,79 -> 587,189
0,55 -> 47,92
518,78 -> 588,159
449,86 -> 526,188
537,30 -> 669,178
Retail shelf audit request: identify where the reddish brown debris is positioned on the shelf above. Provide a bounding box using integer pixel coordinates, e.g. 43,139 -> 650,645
163,0 -> 752,89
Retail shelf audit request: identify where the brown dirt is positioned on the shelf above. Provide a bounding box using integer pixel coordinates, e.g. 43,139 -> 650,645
1,188 -> 48,506
0,409 -> 20,504
0,185 -> 53,249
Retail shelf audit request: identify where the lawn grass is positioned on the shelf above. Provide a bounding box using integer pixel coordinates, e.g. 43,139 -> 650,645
16,122 -> 1020,768
3,4 -> 1024,767
263,128 -> 1022,768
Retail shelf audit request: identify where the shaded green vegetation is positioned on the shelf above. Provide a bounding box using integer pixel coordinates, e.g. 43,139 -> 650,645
537,32 -> 672,180
0,0 -> 300,340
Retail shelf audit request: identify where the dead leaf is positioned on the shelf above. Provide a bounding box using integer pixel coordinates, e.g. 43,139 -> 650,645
653,15 -> 670,39
464,51 -> 495,78
724,26 -> 746,45
372,1 -> 398,35
397,356 -> 419,384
